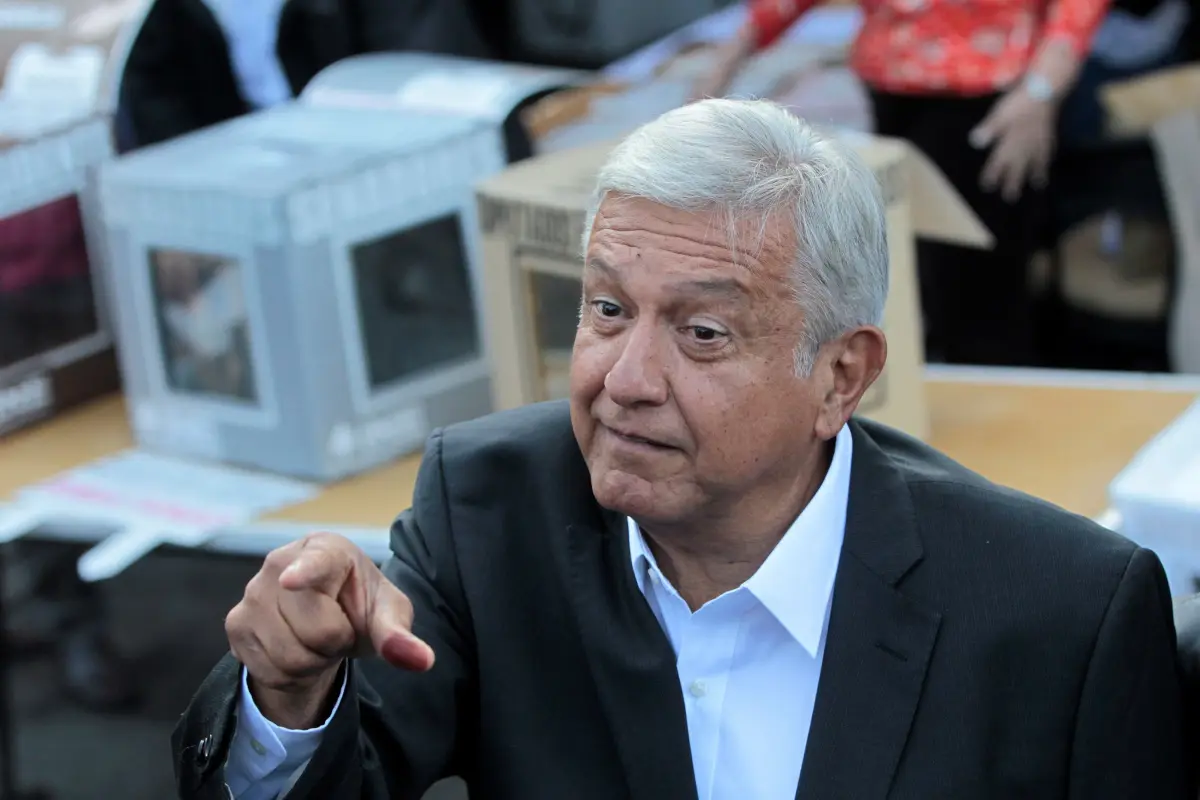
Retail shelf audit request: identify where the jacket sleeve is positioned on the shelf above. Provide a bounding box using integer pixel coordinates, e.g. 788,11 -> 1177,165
1066,547 -> 1195,799
172,429 -> 478,800
1039,0 -> 1112,57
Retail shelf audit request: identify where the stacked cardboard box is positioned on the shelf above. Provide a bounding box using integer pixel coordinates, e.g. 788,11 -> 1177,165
0,0 -> 150,435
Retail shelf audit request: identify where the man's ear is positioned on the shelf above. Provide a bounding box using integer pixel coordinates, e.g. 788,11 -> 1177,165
813,326 -> 887,440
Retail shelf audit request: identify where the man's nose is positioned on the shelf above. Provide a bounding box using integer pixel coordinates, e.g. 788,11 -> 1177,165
603,324 -> 669,407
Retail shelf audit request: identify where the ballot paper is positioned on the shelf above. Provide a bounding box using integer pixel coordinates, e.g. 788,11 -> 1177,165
2,40 -> 103,108
161,258 -> 250,360
0,450 -> 317,580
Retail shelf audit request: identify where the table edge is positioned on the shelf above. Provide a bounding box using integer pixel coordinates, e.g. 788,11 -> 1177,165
925,365 -> 1200,394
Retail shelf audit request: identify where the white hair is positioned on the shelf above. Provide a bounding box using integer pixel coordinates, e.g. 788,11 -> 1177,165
581,98 -> 889,374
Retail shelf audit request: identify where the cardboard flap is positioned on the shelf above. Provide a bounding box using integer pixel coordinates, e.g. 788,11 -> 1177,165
905,145 -> 994,248
1102,65 -> 1200,135
479,138 -> 615,209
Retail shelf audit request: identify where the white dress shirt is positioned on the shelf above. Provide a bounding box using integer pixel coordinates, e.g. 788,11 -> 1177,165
200,0 -> 293,110
225,424 -> 853,800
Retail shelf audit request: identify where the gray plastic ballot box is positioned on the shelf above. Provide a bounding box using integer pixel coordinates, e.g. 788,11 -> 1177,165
97,102 -> 503,481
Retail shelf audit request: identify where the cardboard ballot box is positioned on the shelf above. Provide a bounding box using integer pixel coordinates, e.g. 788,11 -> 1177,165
301,52 -> 585,165
477,134 -> 991,441
97,102 -> 505,481
0,0 -> 150,435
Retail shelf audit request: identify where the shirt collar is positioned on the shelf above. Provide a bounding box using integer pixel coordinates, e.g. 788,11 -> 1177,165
627,423 -> 853,657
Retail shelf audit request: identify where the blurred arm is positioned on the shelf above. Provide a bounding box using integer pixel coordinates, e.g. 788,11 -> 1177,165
1029,0 -> 1114,96
745,0 -> 825,52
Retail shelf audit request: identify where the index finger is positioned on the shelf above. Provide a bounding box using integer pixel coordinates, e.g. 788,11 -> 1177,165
279,538 -> 354,595
979,146 -> 1005,193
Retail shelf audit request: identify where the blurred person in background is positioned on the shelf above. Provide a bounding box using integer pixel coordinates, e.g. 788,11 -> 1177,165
697,0 -> 1111,366
117,0 -> 493,150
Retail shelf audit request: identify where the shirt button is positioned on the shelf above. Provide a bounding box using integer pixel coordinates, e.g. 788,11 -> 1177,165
649,572 -> 661,585
250,738 -> 267,756
688,680 -> 707,698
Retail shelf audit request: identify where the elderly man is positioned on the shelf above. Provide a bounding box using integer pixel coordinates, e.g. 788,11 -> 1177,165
172,99 -> 1191,800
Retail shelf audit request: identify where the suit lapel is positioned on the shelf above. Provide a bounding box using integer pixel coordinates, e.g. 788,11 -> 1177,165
562,478 -> 697,800
797,422 -> 942,800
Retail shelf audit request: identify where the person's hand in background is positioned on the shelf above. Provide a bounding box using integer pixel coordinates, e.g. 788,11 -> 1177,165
969,81 -> 1058,203
969,36 -> 1087,203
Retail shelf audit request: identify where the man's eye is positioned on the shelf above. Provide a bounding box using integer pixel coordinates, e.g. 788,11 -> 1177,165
689,326 -> 725,342
593,300 -> 621,317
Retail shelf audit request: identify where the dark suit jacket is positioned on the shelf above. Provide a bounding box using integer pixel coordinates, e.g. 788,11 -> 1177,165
118,0 -> 492,150
173,402 -> 1193,799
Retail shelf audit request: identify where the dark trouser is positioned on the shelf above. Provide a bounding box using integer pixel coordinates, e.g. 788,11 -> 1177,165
869,90 -> 1049,366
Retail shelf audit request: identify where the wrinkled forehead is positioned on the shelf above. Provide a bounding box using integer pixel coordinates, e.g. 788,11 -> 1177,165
588,195 -> 795,283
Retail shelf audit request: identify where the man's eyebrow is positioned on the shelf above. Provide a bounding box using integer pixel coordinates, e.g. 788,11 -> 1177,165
669,278 -> 748,300
583,258 -> 617,278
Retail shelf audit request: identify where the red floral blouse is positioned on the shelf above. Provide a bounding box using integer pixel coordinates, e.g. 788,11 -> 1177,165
747,0 -> 1111,95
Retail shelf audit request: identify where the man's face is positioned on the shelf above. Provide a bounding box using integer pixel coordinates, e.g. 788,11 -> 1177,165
570,196 -> 831,525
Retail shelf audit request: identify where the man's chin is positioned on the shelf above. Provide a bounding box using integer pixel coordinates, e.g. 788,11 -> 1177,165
590,468 -> 680,523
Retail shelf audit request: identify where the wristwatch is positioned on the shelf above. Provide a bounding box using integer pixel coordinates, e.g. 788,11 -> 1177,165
1022,73 -> 1056,103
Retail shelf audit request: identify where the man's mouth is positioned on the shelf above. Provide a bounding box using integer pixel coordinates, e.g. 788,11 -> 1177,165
607,426 -> 671,449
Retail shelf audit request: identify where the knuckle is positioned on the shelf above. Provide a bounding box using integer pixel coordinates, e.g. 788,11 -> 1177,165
262,546 -> 296,574
304,531 -> 345,550
224,603 -> 249,638
243,571 -> 275,605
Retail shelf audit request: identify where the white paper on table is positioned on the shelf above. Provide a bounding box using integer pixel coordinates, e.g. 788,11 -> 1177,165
0,499 -> 58,543
10,449 -> 318,579
2,41 -> 105,114
1112,402 -> 1200,511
